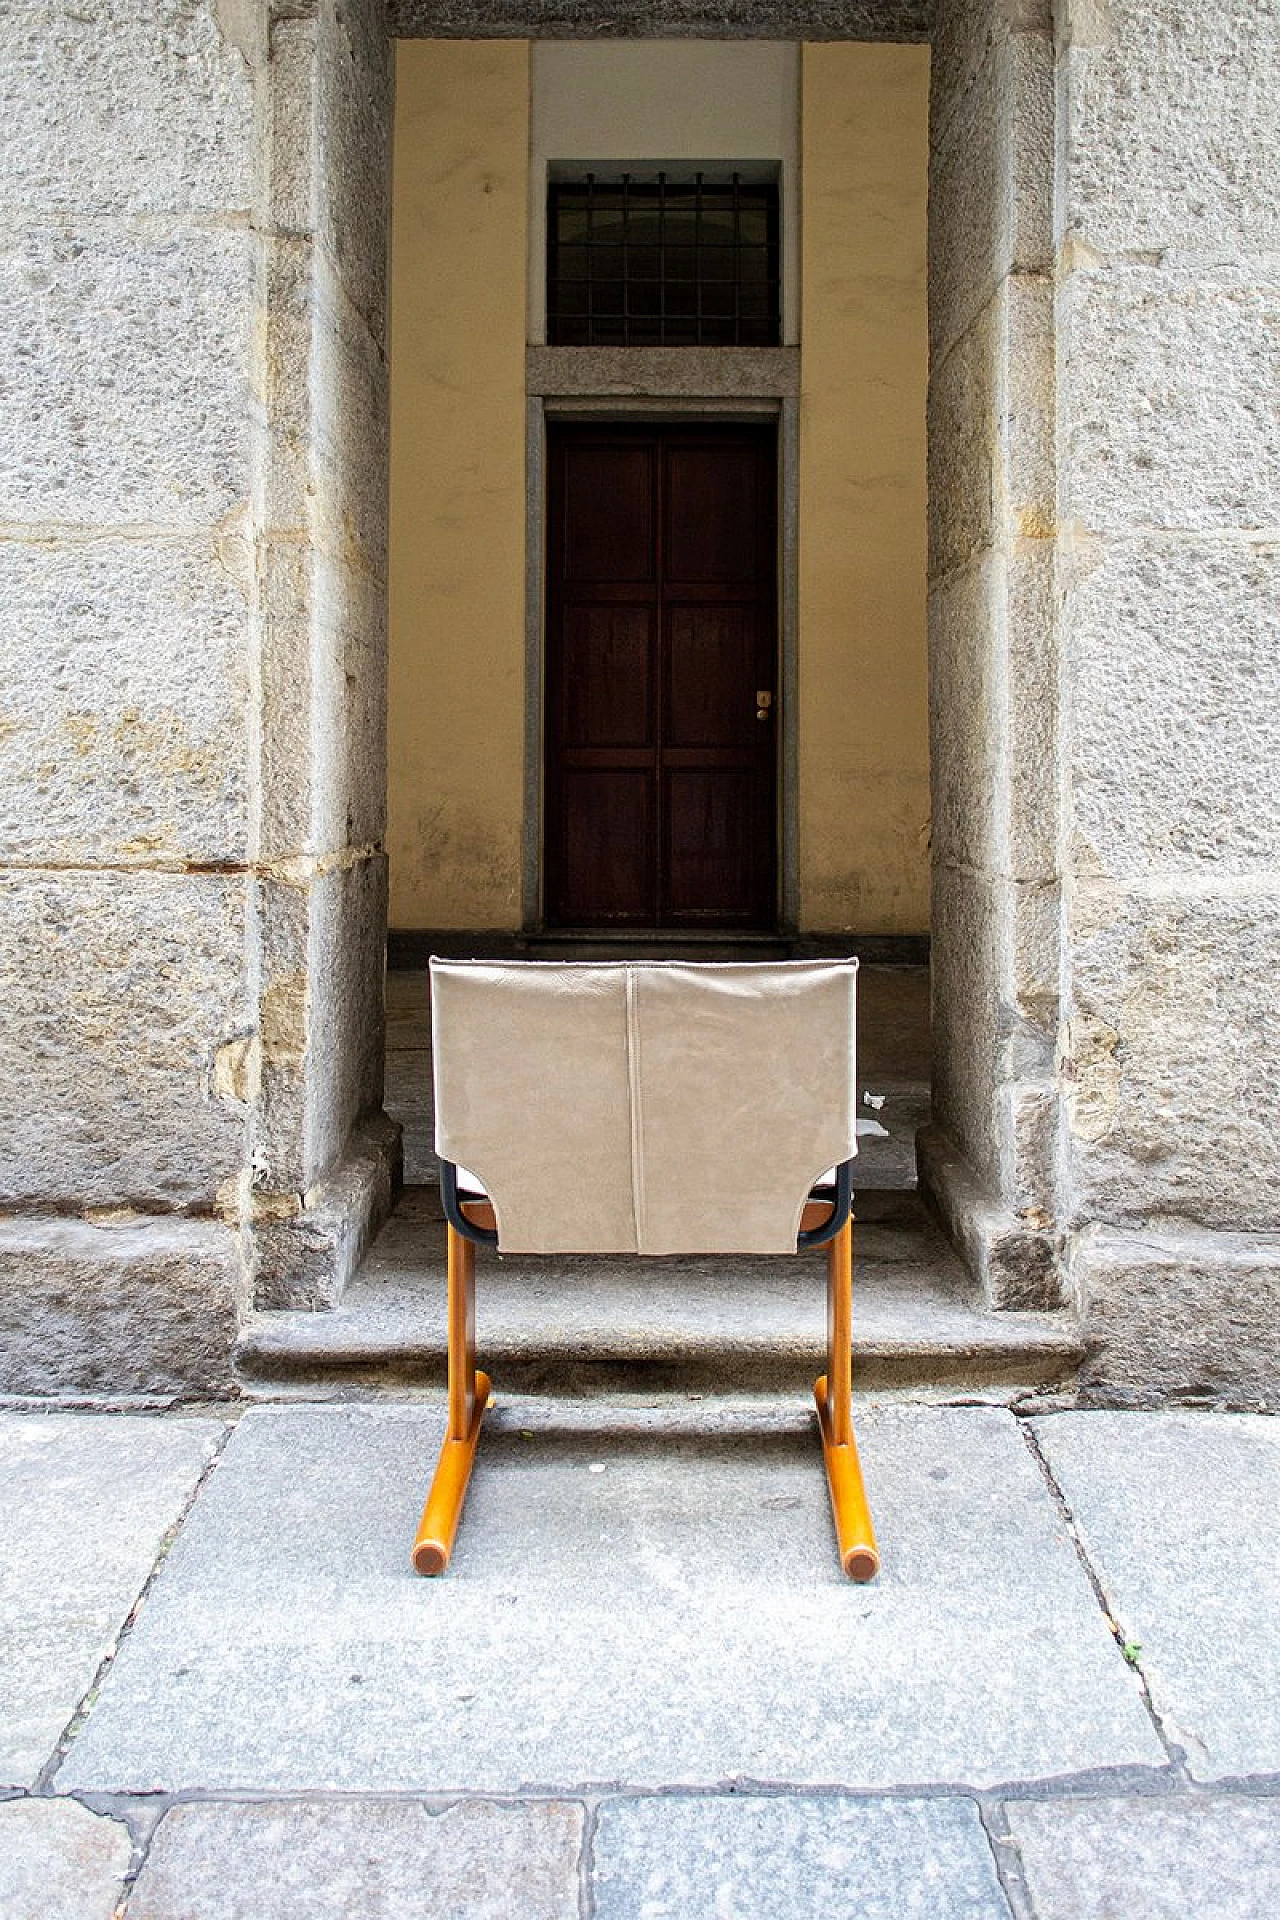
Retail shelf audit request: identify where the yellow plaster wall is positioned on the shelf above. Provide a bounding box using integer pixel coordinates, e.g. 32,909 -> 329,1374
387,41 -> 529,928
799,43 -> 931,933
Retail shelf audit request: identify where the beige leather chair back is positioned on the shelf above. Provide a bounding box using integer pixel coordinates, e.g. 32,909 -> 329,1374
430,958 -> 857,1255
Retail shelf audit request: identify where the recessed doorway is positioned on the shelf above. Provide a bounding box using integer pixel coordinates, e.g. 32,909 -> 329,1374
543,420 -> 779,930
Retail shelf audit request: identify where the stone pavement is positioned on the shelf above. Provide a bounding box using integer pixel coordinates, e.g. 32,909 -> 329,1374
2,1402 -> 1279,1917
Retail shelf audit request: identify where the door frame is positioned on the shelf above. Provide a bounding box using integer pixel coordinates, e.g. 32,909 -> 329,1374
522,385 -> 800,934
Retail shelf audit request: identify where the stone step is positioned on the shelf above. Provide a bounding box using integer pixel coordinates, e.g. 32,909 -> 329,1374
235,1188 -> 1084,1399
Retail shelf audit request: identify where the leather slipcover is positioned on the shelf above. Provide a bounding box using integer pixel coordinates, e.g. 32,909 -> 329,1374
430,958 -> 858,1255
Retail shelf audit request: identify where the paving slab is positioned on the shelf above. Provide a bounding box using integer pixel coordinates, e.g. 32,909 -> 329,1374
590,1793 -> 1012,1919
1032,1411 -> 1280,1780
0,1797 -> 132,1920
59,1402 -> 1162,1794
126,1798 -> 583,1920
1005,1795 -> 1280,1920
0,1412 -> 225,1785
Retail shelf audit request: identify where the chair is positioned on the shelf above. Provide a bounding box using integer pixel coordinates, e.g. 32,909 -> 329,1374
411,957 -> 879,1581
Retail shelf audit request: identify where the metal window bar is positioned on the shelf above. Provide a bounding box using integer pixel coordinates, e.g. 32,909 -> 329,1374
548,173 -> 780,348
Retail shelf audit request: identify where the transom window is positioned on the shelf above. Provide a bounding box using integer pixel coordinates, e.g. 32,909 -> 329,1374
547,172 -> 781,348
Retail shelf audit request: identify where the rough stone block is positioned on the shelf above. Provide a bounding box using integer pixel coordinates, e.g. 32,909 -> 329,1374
310,249 -> 390,579
0,1800 -> 131,1919
0,0 -> 255,218
1004,539 -> 1058,881
1063,0 -> 1280,265
305,857 -> 390,1180
0,1411 -> 224,1782
128,1799 -> 582,1920
0,1217 -> 243,1398
1067,886 -> 1280,1230
1067,535 -> 1280,878
0,224 -> 253,527
928,557 -> 999,872
251,1110 -> 401,1311
929,296 -> 998,579
1033,1410 -> 1280,1776
1001,270 -> 1054,530
0,535 -> 250,865
312,554 -> 389,854
929,866 -> 1001,1188
1070,1225 -> 1280,1409
0,871 -> 251,1211
930,0 -> 1049,141
929,30 -> 1053,362
591,1794 -> 1012,1919
919,1122 -> 1060,1310
1061,267 -> 1280,534
314,0 -> 392,347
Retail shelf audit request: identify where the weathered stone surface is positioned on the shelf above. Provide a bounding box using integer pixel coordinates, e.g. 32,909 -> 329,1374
1007,1795 -> 1280,1920
0,0 -> 255,219
1062,0 -> 1280,265
919,1124 -> 1059,1311
1002,270 -> 1054,529
929,30 -> 1053,363
528,345 -> 800,397
314,0 -> 393,348
928,558 -> 999,873
312,556 -> 389,856
1066,887 -> 1280,1231
928,297 -> 998,580
0,1216 -> 243,1398
0,1799 -> 131,1920
1067,535 -> 1280,878
1070,1225 -> 1280,1409
0,1411 -> 223,1784
128,1799 -> 582,1920
592,1795 -> 1011,1919
310,249 -> 390,580
0,536 -> 250,866
1004,541 -> 1057,882
1033,1411 -> 1280,1778
1061,268 -> 1280,534
0,871 -> 251,1210
0,225 -> 252,526
930,0 -> 1050,139
251,1110 -> 401,1311
391,0 -> 931,39
929,868 -> 1001,1189
59,1403 -> 1162,1793
305,858 -> 390,1180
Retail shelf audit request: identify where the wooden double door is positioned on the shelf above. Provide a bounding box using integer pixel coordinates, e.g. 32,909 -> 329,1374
544,422 -> 778,929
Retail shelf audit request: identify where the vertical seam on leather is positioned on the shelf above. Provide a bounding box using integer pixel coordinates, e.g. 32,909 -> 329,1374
624,966 -> 646,1252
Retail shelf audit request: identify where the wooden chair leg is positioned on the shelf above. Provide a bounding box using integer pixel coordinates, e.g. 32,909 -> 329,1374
813,1215 -> 880,1581
412,1224 -> 491,1575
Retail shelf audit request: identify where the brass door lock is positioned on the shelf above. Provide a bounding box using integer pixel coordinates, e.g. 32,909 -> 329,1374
756,690 -> 773,722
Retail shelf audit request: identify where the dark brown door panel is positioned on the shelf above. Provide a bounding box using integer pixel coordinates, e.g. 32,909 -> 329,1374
545,423 -> 777,930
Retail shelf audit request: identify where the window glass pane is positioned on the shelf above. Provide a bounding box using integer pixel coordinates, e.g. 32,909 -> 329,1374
547,178 -> 779,346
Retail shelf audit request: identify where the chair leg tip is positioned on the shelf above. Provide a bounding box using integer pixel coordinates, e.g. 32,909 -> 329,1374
411,1541 -> 448,1577
843,1546 -> 880,1582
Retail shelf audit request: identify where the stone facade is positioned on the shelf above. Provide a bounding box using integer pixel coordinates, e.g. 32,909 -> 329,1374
0,0 -> 397,1395
1,0 -> 1277,1405
922,0 -> 1280,1403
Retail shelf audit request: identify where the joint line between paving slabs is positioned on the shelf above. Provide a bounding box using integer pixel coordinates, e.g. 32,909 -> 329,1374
1016,1419 -> 1190,1782
977,1797 -> 1039,1920
31,1420 -> 237,1796
578,1796 -> 602,1920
